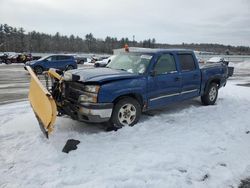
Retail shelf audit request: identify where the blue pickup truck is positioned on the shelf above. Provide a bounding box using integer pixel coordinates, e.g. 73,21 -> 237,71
47,48 -> 230,129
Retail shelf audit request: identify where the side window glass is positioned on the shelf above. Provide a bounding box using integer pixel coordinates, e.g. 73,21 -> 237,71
154,54 -> 176,75
65,56 -> 71,60
178,54 -> 196,71
49,56 -> 57,61
46,57 -> 52,61
58,56 -> 70,60
55,56 -> 62,61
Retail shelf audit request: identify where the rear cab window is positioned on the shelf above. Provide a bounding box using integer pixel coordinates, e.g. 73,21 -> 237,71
178,54 -> 196,72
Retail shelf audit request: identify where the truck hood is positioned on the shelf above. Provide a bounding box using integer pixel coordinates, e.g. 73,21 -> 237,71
68,67 -> 140,83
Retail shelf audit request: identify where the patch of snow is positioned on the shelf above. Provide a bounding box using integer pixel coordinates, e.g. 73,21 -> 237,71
207,57 -> 224,63
83,62 -> 95,66
231,61 -> 250,69
0,83 -> 250,187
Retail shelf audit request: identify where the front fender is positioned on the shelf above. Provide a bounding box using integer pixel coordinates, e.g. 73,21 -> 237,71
98,77 -> 147,104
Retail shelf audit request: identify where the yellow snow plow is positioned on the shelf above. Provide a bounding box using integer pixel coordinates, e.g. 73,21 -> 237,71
26,66 -> 60,138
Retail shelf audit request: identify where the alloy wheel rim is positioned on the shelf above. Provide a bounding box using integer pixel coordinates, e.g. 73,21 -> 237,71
118,103 -> 136,126
36,67 -> 42,74
209,87 -> 217,101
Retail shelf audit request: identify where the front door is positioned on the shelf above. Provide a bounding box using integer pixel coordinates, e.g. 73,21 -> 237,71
147,53 -> 181,109
44,56 -> 57,70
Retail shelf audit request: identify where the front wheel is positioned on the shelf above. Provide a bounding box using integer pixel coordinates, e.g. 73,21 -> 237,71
111,97 -> 141,128
34,66 -> 43,75
201,83 -> 218,105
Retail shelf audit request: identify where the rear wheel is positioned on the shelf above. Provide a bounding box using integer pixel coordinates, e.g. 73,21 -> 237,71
6,60 -> 11,64
201,83 -> 218,105
67,65 -> 74,70
34,66 -> 43,74
111,97 -> 141,128
79,60 -> 84,64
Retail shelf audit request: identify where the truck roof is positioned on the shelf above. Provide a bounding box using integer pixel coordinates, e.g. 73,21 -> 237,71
113,47 -> 194,54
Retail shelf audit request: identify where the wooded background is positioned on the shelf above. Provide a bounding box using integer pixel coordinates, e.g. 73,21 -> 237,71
1,24 -> 250,55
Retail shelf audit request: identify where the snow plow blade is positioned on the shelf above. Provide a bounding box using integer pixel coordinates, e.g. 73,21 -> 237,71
26,66 -> 57,138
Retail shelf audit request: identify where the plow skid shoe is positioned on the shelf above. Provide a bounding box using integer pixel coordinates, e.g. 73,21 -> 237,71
26,66 -> 57,138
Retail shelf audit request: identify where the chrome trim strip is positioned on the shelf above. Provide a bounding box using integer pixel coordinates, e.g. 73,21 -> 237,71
150,92 -> 180,101
150,89 -> 198,102
181,89 -> 198,94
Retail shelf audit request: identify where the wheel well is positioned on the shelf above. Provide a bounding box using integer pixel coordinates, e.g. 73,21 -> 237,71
204,78 -> 220,94
210,78 -> 220,87
34,65 -> 43,70
113,94 -> 143,108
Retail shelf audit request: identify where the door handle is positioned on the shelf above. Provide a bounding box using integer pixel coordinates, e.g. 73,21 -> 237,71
174,77 -> 181,82
193,74 -> 198,79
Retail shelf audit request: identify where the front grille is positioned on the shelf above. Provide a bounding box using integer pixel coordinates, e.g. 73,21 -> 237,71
64,82 -> 85,102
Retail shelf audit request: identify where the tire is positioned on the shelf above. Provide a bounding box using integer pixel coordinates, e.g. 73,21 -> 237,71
6,60 -> 11,64
111,97 -> 141,128
34,66 -> 43,75
79,60 -> 84,64
67,65 -> 74,70
201,83 -> 218,105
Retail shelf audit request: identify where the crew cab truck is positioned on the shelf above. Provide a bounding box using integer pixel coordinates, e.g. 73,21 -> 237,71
26,48 -> 231,137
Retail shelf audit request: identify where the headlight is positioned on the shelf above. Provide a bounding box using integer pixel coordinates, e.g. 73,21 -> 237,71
64,72 -> 72,81
78,85 -> 100,103
79,92 -> 97,103
84,85 -> 100,93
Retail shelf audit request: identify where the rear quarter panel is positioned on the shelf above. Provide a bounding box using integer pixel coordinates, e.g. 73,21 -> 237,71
200,64 -> 228,96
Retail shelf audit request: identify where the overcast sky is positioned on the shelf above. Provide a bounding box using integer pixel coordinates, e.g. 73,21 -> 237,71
0,0 -> 249,46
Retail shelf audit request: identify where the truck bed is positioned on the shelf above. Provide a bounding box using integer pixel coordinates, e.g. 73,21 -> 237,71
199,62 -> 223,69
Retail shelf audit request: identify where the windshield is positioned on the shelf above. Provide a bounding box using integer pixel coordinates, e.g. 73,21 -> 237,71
106,53 -> 153,74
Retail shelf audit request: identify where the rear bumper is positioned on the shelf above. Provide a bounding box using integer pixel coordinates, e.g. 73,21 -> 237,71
61,101 -> 113,123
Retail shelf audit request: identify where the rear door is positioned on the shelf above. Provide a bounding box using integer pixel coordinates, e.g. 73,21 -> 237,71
54,56 -> 66,69
177,53 -> 201,99
147,53 -> 182,109
60,56 -> 74,69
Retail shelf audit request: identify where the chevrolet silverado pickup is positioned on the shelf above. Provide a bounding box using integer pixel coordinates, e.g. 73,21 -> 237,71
26,48 -> 233,137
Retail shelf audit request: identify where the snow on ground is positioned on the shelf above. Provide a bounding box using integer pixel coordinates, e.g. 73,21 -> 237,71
231,61 -> 250,69
1,72 -> 250,188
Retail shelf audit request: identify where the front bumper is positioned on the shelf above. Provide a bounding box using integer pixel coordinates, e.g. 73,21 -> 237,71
61,101 -> 113,123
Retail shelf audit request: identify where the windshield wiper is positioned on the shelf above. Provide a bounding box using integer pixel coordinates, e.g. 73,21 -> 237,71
115,68 -> 127,71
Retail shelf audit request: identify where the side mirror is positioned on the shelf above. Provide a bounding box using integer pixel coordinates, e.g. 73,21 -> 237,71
150,70 -> 157,77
